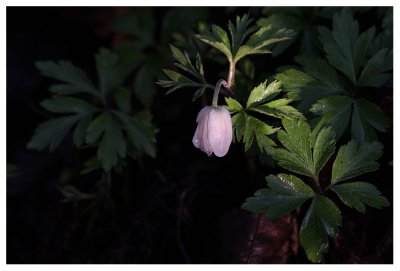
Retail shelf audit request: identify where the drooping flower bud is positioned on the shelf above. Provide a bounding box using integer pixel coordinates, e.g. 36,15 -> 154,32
192,79 -> 233,157
192,106 -> 232,157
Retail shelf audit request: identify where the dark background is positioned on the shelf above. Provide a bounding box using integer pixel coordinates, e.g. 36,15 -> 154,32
7,7 -> 393,264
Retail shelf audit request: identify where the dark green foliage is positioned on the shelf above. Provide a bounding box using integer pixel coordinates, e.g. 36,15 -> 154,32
225,80 -> 303,153
242,174 -> 313,219
311,97 -> 389,141
300,195 -> 342,263
272,118 -> 336,179
243,117 -> 389,263
331,182 -> 390,213
157,45 -> 208,101
29,48 -> 157,172
196,14 -> 295,64
331,140 -> 383,184
276,7 -> 392,143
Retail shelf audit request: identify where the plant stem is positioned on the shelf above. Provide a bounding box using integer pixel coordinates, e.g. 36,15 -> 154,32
212,79 -> 228,107
227,60 -> 236,89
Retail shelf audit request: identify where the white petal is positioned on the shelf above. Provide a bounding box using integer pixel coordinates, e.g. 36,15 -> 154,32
192,106 -> 213,156
207,106 -> 232,157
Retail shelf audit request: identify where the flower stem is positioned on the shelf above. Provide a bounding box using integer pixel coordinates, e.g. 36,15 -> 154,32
212,79 -> 228,107
227,60 -> 236,89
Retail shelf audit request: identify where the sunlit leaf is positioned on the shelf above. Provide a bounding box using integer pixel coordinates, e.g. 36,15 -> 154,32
300,195 -> 342,263
242,174 -> 314,219
331,140 -> 383,184
331,182 -> 390,213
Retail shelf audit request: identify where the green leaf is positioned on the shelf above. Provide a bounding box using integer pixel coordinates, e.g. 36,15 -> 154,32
40,96 -> 96,114
240,25 -> 295,62
73,114 -> 93,147
310,96 -> 353,140
224,97 -> 243,113
369,7 -> 392,53
134,64 -> 156,108
158,46 -> 208,100
331,140 -> 383,184
59,185 -> 96,202
231,110 -> 246,142
192,87 -> 206,102
357,48 -> 392,87
276,66 -> 342,112
228,14 -> 257,56
313,127 -> 336,177
115,112 -> 157,158
295,56 -> 345,95
351,99 -> 390,141
49,84 -> 82,95
273,118 -> 314,178
36,61 -> 97,94
244,115 -> 278,152
312,96 -> 389,142
95,48 -> 123,95
242,174 -> 314,219
251,98 -> 304,119
195,24 -> 232,61
27,115 -> 82,151
318,8 -> 359,83
114,86 -> 131,114
110,8 -> 155,46
331,182 -> 390,213
86,112 -> 127,171
246,80 -> 281,108
81,156 -> 101,174
300,195 -> 342,263
170,45 -> 206,83
273,118 -> 337,180
256,14 -> 302,56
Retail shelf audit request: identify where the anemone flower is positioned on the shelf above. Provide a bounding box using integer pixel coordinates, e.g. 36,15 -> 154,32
192,80 -> 232,157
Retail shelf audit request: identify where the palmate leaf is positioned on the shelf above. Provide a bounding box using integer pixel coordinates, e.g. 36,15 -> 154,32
115,112 -> 157,158
86,112 -> 127,172
157,45 -> 208,101
318,8 -> 375,84
276,58 -> 344,112
311,96 -> 390,141
27,115 -> 83,152
242,174 -> 314,219
319,8 -> 392,87
238,24 -> 295,62
243,115 -> 278,152
195,24 -> 232,61
225,80 -> 303,153
246,80 -> 281,108
35,61 -> 97,94
331,140 -> 383,184
357,48 -> 393,87
300,195 -> 342,263
331,182 -> 390,213
28,96 -> 98,150
40,96 -> 97,114
256,14 -> 302,57
196,14 -> 295,64
272,118 -> 336,180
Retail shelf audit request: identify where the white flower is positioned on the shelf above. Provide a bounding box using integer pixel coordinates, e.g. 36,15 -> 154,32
192,106 -> 232,157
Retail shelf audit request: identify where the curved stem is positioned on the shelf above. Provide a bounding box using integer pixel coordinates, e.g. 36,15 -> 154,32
212,79 -> 228,107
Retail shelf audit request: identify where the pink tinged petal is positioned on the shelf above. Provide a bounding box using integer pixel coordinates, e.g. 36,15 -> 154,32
192,106 -> 213,156
207,106 -> 233,157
